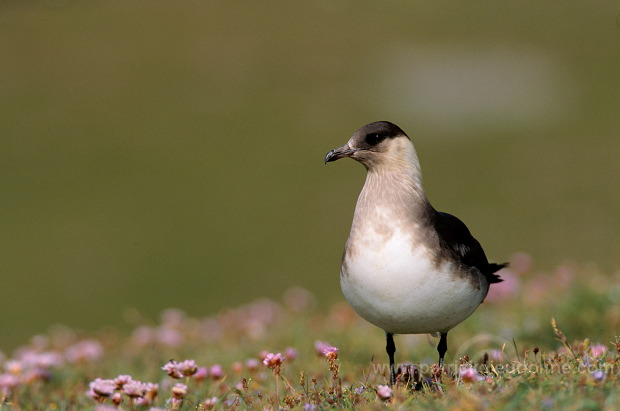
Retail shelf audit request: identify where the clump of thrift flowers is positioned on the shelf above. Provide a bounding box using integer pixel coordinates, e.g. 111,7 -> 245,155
376,384 -> 392,400
87,375 -> 158,407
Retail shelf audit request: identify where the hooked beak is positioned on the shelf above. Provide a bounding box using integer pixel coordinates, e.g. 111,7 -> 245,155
324,144 -> 358,163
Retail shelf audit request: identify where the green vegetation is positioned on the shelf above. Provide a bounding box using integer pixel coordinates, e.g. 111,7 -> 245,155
1,254 -> 618,409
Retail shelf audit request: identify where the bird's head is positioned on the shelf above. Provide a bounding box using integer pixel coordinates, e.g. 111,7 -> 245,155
324,121 -> 413,170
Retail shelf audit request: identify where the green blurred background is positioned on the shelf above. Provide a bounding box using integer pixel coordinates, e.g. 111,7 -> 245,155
1,1 -> 619,350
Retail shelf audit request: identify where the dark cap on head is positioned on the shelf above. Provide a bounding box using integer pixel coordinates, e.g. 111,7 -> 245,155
324,121 -> 409,164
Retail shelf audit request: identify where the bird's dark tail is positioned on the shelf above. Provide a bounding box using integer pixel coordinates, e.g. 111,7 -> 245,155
486,262 -> 507,283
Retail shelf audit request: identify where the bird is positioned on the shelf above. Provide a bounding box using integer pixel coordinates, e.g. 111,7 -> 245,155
324,121 -> 505,386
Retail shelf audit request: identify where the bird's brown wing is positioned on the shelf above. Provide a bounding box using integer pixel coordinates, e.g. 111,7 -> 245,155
433,211 -> 505,283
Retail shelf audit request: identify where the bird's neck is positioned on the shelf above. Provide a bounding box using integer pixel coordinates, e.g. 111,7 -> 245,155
362,165 -> 426,206
353,159 -> 434,229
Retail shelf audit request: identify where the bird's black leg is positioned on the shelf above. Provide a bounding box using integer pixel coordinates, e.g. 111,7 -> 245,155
437,332 -> 448,368
386,332 -> 396,386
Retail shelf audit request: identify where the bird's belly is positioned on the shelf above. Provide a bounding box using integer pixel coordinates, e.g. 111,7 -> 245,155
340,229 -> 487,335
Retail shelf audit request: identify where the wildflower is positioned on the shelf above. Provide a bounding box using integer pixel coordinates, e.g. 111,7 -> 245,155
0,373 -> 20,395
177,359 -> 198,377
203,396 -> 218,409
65,340 -> 103,363
171,383 -> 188,400
114,374 -> 133,389
321,345 -> 339,361
354,386 -> 366,394
111,392 -> 122,407
194,366 -> 208,381
459,366 -> 483,383
245,358 -> 260,372
162,361 -> 183,379
87,378 -> 116,401
592,370 -> 606,382
303,402 -> 318,411
131,325 -> 156,347
209,364 -> 224,379
156,326 -> 184,348
21,351 -> 64,369
138,382 -> 159,406
376,384 -> 392,400
123,380 -> 147,398
262,353 -> 285,370
590,343 -> 608,358
485,270 -> 520,302
4,360 -> 23,375
314,341 -> 332,356
489,349 -> 505,363
285,347 -> 298,362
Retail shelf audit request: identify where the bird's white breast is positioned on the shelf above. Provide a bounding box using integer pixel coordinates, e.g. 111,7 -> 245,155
340,209 -> 487,335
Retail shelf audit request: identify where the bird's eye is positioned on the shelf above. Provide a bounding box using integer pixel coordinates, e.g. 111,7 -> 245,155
365,133 -> 385,146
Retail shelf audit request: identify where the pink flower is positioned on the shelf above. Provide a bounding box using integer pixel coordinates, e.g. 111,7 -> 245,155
65,340 -> 103,363
123,380 -> 147,398
4,360 -> 23,375
114,374 -> 133,389
0,373 -> 20,395
177,359 -> 198,377
141,382 -> 159,405
203,396 -> 218,409
193,366 -> 208,381
321,346 -> 339,360
485,270 -> 520,302
131,326 -> 156,347
156,326 -> 184,348
209,364 -> 224,379
590,343 -> 608,358
171,383 -> 188,400
20,350 -> 64,369
459,366 -> 483,383
111,392 -> 122,406
162,361 -> 183,379
314,341 -> 333,356
262,353 -> 285,370
245,358 -> 260,372
284,347 -> 298,361
88,378 -> 116,399
376,384 -> 392,400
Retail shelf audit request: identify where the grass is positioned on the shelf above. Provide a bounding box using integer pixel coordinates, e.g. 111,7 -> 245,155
0,253 -> 618,410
